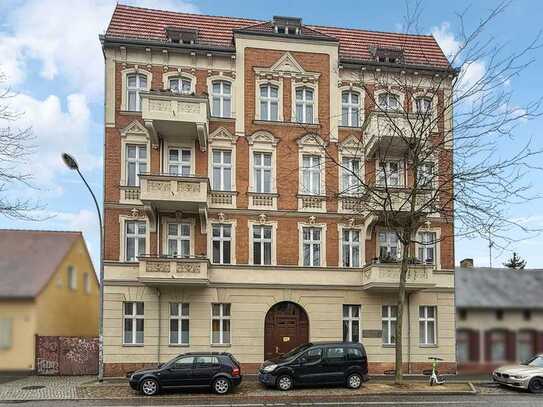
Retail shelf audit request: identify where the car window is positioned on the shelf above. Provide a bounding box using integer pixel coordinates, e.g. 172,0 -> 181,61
172,356 -> 194,369
195,356 -> 219,367
304,348 -> 322,363
346,347 -> 363,360
325,347 -> 345,361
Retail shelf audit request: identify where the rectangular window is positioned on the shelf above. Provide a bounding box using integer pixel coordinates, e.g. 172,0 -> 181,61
253,152 -> 272,193
419,306 -> 437,345
126,73 -> 147,111
168,148 -> 192,176
0,319 -> 13,349
253,225 -> 272,265
67,266 -> 77,290
342,157 -> 362,194
456,330 -> 470,363
212,224 -> 231,264
379,230 -> 399,260
126,144 -> 147,186
123,302 -> 144,345
417,162 -> 434,188
341,91 -> 360,127
295,87 -> 314,124
212,150 -> 232,191
167,223 -> 191,257
342,229 -> 360,267
169,303 -> 189,345
418,232 -> 437,265
302,155 -> 321,195
211,80 -> 231,118
382,305 -> 397,345
211,303 -> 231,345
260,84 -> 278,121
303,227 -> 321,267
126,220 -> 146,262
490,331 -> 506,361
378,161 -> 401,187
83,272 -> 91,294
342,305 -> 360,342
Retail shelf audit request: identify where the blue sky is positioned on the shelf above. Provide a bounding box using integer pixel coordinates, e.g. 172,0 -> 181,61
1,0 -> 542,270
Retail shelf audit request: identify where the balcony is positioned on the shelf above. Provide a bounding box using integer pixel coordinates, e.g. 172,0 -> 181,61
140,91 -> 209,151
139,174 -> 209,231
363,111 -> 422,157
366,188 -> 432,214
138,256 -> 209,286
361,262 -> 436,291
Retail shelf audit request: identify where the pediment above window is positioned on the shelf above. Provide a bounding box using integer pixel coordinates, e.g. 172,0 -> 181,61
247,130 -> 279,146
254,52 -> 320,81
297,133 -> 327,147
209,127 -> 237,145
120,120 -> 149,138
339,135 -> 364,155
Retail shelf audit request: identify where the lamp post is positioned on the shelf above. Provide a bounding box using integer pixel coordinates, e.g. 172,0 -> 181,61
62,153 -> 105,381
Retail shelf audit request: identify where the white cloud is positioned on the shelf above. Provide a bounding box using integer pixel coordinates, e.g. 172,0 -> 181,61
0,0 -> 198,100
431,22 -> 461,60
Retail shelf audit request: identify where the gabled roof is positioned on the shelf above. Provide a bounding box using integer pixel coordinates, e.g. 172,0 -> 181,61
455,267 -> 543,309
0,230 -> 86,299
104,4 -> 451,69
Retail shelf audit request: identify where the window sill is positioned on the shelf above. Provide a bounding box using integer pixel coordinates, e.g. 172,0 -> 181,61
119,110 -> 142,116
123,344 -> 144,347
382,344 -> 396,348
210,116 -> 235,122
253,120 -> 320,128
210,343 -> 231,348
419,344 -> 438,348
339,126 -> 363,130
169,344 -> 190,347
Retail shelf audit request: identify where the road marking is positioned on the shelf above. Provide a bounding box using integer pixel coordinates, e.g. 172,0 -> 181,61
85,401 -> 537,407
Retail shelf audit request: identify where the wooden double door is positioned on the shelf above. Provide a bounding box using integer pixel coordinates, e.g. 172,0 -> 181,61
264,302 -> 309,360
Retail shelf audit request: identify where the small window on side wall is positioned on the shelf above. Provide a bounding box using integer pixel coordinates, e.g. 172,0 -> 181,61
67,266 -> 77,290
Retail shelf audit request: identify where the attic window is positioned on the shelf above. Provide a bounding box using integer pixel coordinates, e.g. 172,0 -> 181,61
370,46 -> 404,64
273,16 -> 302,36
165,27 -> 198,45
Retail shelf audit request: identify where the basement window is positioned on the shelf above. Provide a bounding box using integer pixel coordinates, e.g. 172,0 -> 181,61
165,27 -> 198,45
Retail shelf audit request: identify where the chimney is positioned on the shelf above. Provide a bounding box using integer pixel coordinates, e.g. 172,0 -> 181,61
460,258 -> 474,268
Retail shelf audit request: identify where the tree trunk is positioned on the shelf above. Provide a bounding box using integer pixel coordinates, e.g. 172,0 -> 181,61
395,229 -> 411,384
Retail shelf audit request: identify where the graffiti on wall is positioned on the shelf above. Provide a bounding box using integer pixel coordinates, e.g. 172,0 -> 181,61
36,336 -> 98,375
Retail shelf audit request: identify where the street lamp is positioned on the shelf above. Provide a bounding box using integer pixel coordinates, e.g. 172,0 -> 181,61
62,152 -> 105,382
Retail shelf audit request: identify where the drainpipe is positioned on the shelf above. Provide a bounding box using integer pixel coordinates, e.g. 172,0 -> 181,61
157,287 -> 161,365
407,292 -> 412,374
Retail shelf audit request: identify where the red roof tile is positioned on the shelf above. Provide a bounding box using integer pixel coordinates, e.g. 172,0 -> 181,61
105,4 -> 450,69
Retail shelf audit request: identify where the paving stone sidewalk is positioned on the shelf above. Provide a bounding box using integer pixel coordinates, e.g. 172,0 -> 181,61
0,376 -> 93,401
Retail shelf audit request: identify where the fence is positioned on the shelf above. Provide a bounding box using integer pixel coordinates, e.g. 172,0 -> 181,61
35,336 -> 98,375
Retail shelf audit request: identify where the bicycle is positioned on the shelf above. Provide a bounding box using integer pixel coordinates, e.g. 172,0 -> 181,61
424,357 -> 445,385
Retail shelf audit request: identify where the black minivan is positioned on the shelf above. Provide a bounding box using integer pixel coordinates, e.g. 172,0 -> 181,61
258,342 -> 368,391
128,352 -> 242,396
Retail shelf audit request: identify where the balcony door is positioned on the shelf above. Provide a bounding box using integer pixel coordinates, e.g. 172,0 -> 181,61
168,148 -> 192,176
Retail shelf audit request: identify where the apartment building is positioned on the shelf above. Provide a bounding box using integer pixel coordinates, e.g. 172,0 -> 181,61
101,5 -> 456,376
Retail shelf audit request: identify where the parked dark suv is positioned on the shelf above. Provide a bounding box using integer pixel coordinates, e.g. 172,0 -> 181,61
258,342 -> 368,391
128,352 -> 242,396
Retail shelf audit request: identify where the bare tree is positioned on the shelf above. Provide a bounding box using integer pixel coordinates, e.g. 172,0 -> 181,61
294,1 -> 541,383
0,70 -> 39,219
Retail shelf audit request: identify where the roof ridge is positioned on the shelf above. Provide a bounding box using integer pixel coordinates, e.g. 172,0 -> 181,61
309,23 -> 435,38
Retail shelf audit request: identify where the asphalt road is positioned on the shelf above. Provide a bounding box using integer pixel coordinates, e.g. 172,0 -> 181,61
1,394 -> 543,407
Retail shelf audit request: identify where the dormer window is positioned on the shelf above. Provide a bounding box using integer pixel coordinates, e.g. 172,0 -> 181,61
165,27 -> 198,45
370,46 -> 404,64
273,16 -> 302,36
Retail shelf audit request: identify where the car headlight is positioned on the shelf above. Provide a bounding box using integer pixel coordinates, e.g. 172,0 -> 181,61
263,364 -> 277,373
511,375 -> 528,380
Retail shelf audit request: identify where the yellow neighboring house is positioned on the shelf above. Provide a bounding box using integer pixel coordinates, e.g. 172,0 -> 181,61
0,230 -> 99,371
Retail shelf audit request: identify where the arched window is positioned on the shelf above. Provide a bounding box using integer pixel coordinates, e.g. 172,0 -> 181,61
415,97 -> 432,113
211,80 -> 232,118
295,87 -> 314,123
169,77 -> 192,94
126,73 -> 147,111
341,91 -> 360,127
260,84 -> 279,121
377,92 -> 400,111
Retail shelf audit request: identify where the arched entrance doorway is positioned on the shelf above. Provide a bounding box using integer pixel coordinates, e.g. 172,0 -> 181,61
264,301 -> 309,360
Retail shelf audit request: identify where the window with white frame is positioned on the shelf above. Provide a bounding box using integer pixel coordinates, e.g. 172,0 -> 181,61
341,91 -> 360,127
379,230 -> 400,260
382,305 -> 397,345
342,229 -> 360,267
417,162 -> 434,188
126,73 -> 147,111
378,161 -> 401,187
123,302 -> 144,345
342,305 -> 360,342
419,306 -> 437,345
253,225 -> 272,265
67,266 -> 76,290
169,77 -> 191,94
126,220 -> 146,261
418,231 -> 437,265
295,87 -> 314,124
260,84 -> 279,121
301,155 -> 321,195
167,223 -> 191,257
211,303 -> 230,345
170,303 -> 189,345
415,97 -> 432,113
341,157 -> 362,194
126,144 -> 147,186
83,272 -> 91,294
0,319 -> 12,349
253,152 -> 272,193
212,150 -> 232,191
168,148 -> 192,176
211,80 -> 231,117
377,92 -> 400,111
212,224 -> 231,264
303,226 -> 322,266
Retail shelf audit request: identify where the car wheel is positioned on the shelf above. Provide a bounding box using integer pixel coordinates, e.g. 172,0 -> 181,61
277,375 -> 293,391
529,377 -> 543,394
213,377 -> 231,395
347,373 -> 362,389
140,378 -> 159,396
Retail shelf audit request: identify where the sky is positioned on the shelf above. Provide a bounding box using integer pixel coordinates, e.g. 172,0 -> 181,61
1,0 -> 542,271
